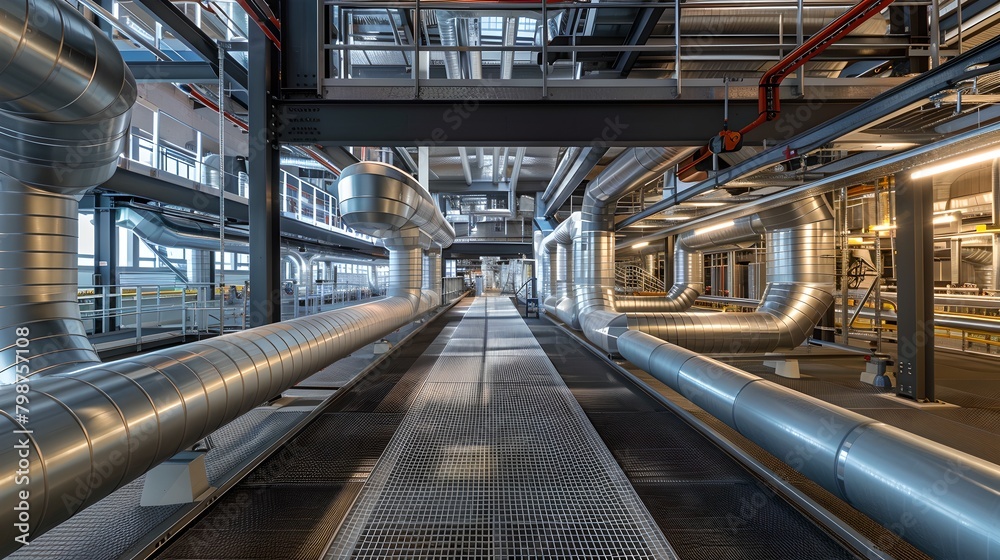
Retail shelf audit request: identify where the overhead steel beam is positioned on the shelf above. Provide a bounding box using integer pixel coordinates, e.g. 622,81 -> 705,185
131,0 -> 249,88
617,35 -> 1000,229
613,6 -> 666,77
275,100 -> 859,146
444,242 -> 532,259
127,61 -> 219,83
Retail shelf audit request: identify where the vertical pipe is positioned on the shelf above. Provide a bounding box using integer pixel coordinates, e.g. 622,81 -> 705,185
419,146 -> 430,189
874,179 -> 883,352
930,0 -> 941,68
674,0 -> 682,96
795,0 -> 804,94
492,147 -> 502,183
951,238 -> 963,286
501,17 -> 517,80
458,147 -> 473,185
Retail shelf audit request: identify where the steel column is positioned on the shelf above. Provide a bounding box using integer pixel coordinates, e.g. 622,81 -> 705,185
93,193 -> 118,334
248,25 -> 282,326
894,172 -> 935,402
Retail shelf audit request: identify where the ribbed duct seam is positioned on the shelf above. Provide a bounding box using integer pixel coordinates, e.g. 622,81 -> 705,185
618,330 -> 1000,560
0,0 -> 136,380
0,183 -> 101,382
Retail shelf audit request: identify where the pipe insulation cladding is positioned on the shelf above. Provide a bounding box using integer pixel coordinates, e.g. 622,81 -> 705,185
0,162 -> 453,555
0,0 -> 137,379
618,329 -> 1000,560
0,3 -> 455,547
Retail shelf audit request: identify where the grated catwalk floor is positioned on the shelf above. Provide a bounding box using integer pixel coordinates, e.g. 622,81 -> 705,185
324,297 -> 676,559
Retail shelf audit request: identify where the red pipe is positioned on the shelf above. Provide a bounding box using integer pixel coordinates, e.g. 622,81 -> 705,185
186,86 -> 249,131
234,0 -> 282,48
676,0 -> 895,179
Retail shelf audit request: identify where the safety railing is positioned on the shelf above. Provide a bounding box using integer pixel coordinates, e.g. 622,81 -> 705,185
615,264 -> 664,294
318,0 -> 915,101
280,282 -> 378,321
442,277 -> 467,302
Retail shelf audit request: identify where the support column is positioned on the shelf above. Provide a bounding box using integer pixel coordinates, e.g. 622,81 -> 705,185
248,25 -> 282,326
93,193 -> 118,334
950,238 -> 963,286
894,172 -> 935,402
992,160 -> 1000,291
663,236 -> 674,288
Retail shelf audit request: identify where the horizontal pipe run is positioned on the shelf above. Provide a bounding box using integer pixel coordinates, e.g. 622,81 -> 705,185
618,329 -> 1000,560
0,295 -> 428,554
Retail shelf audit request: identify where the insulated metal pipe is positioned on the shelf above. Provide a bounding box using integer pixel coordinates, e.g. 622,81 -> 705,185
540,213 -> 580,328
337,162 -> 456,249
0,156 -> 454,556
436,13 -> 464,79
423,247 -> 443,307
501,16 -> 518,80
0,0 -> 136,380
618,329 -> 1000,560
616,215 -> 766,312
570,147 -> 700,352
628,199 -> 836,353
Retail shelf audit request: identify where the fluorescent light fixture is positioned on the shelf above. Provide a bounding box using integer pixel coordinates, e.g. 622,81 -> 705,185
911,148 -> 1000,178
661,216 -> 693,221
694,220 -> 735,236
933,215 -> 956,224
681,201 -> 729,207
632,241 -> 650,249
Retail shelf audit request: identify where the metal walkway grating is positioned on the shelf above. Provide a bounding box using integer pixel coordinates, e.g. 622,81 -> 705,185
325,297 -> 676,559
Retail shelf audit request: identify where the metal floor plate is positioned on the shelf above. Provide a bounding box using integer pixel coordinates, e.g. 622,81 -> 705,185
325,297 -> 676,559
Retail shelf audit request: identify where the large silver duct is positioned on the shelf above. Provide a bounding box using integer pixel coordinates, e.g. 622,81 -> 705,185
437,13 -> 464,79
118,207 -> 251,253
0,161 -> 453,555
0,0 -> 136,380
614,217 -> 764,313
570,148 -> 698,353
422,247 -> 442,308
337,161 -> 455,249
540,213 -> 581,328
628,197 -> 836,353
617,330 -> 1000,560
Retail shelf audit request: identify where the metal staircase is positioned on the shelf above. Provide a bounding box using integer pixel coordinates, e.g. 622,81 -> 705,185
615,264 -> 664,294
